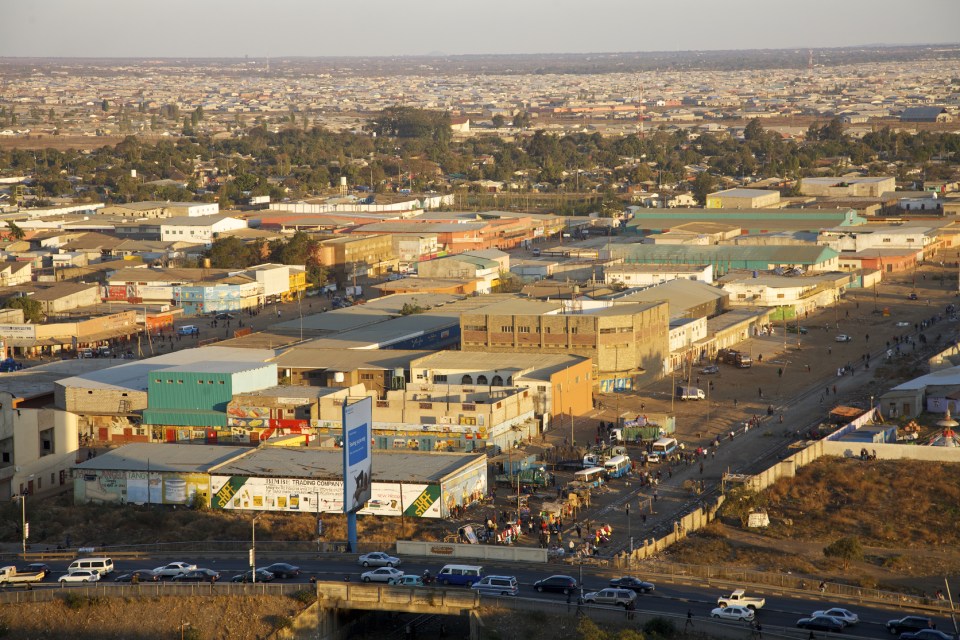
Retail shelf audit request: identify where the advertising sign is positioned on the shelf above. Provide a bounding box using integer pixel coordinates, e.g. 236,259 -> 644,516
343,396 -> 372,513
0,324 -> 36,339
208,475 -> 441,518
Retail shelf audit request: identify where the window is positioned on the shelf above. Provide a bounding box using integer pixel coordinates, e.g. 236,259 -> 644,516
461,375 -> 473,385
419,402 -> 433,409
477,375 -> 488,385
360,373 -> 375,380
570,327 -> 578,334
500,325 -> 511,333
433,374 -> 448,383
517,326 -> 530,333
492,375 -> 503,386
219,380 -> 225,385
198,380 -> 204,384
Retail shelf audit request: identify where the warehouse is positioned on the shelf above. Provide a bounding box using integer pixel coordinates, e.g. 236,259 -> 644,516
706,188 -> 782,209
73,442 -> 486,518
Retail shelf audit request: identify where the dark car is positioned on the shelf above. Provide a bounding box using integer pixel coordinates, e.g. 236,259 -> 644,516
908,293 -> 919,300
231,569 -> 275,583
261,563 -> 300,579
608,576 -> 655,593
114,570 -> 160,583
215,313 -> 235,320
533,575 -> 577,594
0,359 -> 23,372
699,365 -> 720,374
797,616 -> 845,632
901,631 -> 955,640
786,325 -> 808,335
172,569 -> 220,583
23,563 -> 51,579
888,616 -> 936,635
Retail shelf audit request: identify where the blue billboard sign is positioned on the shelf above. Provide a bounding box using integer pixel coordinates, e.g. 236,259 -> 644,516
342,396 -> 373,513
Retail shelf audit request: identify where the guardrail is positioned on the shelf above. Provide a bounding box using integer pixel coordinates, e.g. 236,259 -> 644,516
0,581 -> 307,605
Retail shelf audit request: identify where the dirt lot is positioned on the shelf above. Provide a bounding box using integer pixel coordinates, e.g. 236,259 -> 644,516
0,593 -> 307,640
666,456 -> 960,595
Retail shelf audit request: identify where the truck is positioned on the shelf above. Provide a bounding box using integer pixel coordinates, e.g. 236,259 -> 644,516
717,589 -> 765,610
0,566 -> 46,585
718,348 -> 752,368
675,386 -> 705,400
494,467 -> 553,488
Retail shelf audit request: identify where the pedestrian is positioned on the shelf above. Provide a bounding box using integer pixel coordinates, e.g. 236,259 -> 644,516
699,462 -> 704,475
733,398 -> 738,407
567,590 -> 572,612
686,609 -> 694,630
576,523 -> 582,539
758,387 -> 763,398
754,621 -> 763,639
819,580 -> 826,593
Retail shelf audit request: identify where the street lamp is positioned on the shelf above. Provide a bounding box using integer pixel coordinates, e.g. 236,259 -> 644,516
13,493 -> 27,558
250,513 -> 264,584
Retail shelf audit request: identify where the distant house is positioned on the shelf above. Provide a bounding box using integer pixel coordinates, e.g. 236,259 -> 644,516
900,107 -> 952,123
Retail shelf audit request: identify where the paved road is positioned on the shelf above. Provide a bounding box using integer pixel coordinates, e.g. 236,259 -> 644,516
14,554 -> 957,639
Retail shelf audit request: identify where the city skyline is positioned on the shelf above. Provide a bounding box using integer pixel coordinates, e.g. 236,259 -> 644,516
2,0 -> 959,59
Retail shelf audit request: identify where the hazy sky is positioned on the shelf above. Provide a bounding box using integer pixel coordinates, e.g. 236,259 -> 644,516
3,0 -> 958,58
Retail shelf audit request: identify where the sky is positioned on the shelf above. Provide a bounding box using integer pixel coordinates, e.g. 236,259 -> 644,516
3,0 -> 959,59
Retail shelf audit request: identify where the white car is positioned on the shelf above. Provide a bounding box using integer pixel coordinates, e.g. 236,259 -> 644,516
358,552 -> 401,568
812,608 -> 858,625
711,605 -> 755,622
895,321 -> 911,328
152,562 -> 197,578
59,570 -> 100,583
835,334 -> 853,342
361,567 -> 404,584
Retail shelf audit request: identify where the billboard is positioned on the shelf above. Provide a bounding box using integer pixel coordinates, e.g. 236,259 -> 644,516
208,476 -> 442,518
343,396 -> 372,513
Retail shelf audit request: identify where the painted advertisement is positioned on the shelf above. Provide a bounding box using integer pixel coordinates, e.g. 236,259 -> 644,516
74,470 -> 209,505
439,461 -> 488,518
208,476 -> 441,518
343,396 -> 372,513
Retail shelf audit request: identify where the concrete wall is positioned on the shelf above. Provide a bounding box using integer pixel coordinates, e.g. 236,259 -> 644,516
396,540 -> 548,563
822,440 -> 960,461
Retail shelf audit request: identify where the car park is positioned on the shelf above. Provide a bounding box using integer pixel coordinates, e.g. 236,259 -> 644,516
900,630 -> 955,640
231,569 -> 275,583
835,334 -> 853,342
114,570 -> 160,583
361,567 -> 404,584
152,562 -> 197,578
260,563 -> 300,579
172,569 -> 220,582
608,576 -> 655,593
533,575 -> 577,594
59,570 -> 100,584
812,608 -> 858,625
358,552 -> 400,568
471,575 -> 519,596
888,617 -> 936,635
711,606 -> 755,622
796,616 -> 845,632
583,588 -> 637,607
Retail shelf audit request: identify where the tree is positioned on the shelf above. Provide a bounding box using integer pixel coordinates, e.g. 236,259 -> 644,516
691,171 -> 717,205
823,536 -> 863,569
743,118 -> 764,141
719,485 -> 767,527
206,236 -> 253,269
491,114 -> 506,128
4,296 -> 43,324
4,221 -> 25,240
513,111 -> 532,129
101,99 -> 110,112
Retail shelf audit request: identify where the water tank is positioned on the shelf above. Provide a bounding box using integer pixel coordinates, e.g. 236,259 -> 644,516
340,177 -> 347,186
203,258 -> 211,269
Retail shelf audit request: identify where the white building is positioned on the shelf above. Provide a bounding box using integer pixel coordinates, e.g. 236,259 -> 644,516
817,226 -> 936,256
159,215 -> 247,244
604,264 -> 714,287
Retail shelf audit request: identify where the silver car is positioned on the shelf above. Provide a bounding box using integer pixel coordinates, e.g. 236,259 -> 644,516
583,588 -> 637,607
358,552 -> 401,568
361,567 -> 404,584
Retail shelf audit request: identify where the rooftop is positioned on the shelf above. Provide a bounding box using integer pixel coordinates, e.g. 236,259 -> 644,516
74,443 -> 249,473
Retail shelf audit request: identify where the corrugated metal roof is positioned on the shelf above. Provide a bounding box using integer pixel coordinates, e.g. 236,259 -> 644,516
74,443 -> 250,472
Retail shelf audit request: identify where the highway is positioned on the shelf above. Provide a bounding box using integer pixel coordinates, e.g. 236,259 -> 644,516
11,554 -> 958,639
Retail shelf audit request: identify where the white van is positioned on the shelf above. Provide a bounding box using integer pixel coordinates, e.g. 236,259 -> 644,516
676,386 -> 706,400
436,564 -> 483,586
648,437 -> 680,463
68,557 -> 114,576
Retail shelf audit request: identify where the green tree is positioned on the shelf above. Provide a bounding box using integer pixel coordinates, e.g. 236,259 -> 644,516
719,485 -> 767,527
206,236 -> 253,269
5,296 -> 44,324
491,114 -> 506,128
691,171 -> 717,205
513,111 -> 532,129
823,536 -> 863,569
4,221 -> 25,240
743,118 -> 764,141
101,99 -> 109,112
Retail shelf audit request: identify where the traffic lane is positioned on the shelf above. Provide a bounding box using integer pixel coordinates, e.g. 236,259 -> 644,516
20,557 -> 957,630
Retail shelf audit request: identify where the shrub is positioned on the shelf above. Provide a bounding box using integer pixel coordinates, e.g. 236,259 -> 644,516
291,589 -> 316,606
265,614 -> 292,631
62,592 -> 86,610
642,617 -> 676,639
823,536 -> 863,569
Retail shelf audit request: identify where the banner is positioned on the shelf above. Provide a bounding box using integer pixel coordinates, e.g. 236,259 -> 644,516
343,396 -> 372,513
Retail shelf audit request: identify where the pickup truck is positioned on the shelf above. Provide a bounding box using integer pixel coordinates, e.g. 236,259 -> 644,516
717,589 -> 765,610
0,565 -> 46,585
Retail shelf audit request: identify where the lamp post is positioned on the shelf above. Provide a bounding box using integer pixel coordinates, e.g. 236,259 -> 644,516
14,493 -> 26,558
251,513 -> 264,584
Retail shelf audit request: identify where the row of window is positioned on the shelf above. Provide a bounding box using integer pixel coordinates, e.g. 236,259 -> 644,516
496,326 -> 579,334
154,379 -> 226,385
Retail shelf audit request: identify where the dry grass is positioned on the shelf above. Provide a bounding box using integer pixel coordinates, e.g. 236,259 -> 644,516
0,492 -> 443,548
0,594 -> 303,640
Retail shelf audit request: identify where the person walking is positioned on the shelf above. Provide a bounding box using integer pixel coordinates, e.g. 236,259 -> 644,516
685,609 -> 694,630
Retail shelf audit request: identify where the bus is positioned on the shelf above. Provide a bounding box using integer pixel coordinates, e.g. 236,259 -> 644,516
603,455 -> 631,479
573,467 -> 606,488
648,437 -> 680,463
